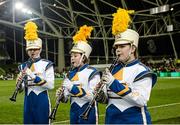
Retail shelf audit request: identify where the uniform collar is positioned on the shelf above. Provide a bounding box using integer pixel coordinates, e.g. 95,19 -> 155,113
78,64 -> 89,71
120,59 -> 139,67
28,57 -> 41,63
69,64 -> 88,80
71,64 -> 89,72
112,59 -> 139,75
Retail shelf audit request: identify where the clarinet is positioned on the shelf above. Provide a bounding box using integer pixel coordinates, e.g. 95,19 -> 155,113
9,72 -> 27,102
80,57 -> 119,120
10,62 -> 32,102
49,67 -> 71,120
49,87 -> 65,120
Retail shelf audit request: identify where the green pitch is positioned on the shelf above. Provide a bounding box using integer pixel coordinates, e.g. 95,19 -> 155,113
0,78 -> 180,124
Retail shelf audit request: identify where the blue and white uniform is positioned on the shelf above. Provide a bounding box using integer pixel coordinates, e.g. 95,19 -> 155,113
20,58 -> 54,124
105,59 -> 157,124
65,64 -> 100,124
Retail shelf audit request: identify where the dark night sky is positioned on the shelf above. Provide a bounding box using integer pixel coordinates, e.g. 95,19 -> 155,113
0,0 -> 180,65
3,25 -> 180,66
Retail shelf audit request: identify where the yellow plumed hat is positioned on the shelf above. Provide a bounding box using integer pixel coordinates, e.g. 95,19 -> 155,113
72,25 -> 93,43
112,8 -> 139,47
71,25 -> 93,58
24,21 -> 42,50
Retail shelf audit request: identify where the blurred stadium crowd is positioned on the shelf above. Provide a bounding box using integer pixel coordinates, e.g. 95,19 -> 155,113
0,57 -> 180,80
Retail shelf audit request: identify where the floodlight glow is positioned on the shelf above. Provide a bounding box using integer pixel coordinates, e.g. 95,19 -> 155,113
27,10 -> 32,15
15,2 -> 24,10
15,2 -> 33,15
150,4 -> 170,14
22,8 -> 28,13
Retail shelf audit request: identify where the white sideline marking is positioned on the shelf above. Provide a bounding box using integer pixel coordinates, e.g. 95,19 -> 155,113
159,77 -> 180,79
53,120 -> 69,123
53,102 -> 180,124
148,102 -> 180,109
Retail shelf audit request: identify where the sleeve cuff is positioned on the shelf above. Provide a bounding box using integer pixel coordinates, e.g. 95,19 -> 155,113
70,85 -> 86,97
109,79 -> 131,96
34,76 -> 46,86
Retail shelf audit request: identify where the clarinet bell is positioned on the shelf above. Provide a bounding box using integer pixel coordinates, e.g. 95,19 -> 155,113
9,90 -> 18,102
80,114 -> 88,120
80,107 -> 91,120
9,93 -> 17,102
9,97 -> 16,102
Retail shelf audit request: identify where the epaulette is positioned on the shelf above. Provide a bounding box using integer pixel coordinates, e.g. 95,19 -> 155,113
134,63 -> 157,87
41,59 -> 54,71
88,66 -> 101,81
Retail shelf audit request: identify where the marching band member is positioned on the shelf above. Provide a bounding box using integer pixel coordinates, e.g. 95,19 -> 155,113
100,8 -> 157,124
56,25 -> 101,124
17,21 -> 54,124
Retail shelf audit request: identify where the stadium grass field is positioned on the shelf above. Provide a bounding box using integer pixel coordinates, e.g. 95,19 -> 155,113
0,78 -> 180,124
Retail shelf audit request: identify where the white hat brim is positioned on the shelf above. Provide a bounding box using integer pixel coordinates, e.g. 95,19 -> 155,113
26,46 -> 41,50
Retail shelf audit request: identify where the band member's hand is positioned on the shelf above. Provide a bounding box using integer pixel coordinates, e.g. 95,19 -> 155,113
16,72 -> 23,83
56,87 -> 63,97
62,78 -> 73,91
25,68 -> 36,79
94,82 -> 101,94
16,72 -> 25,92
16,67 -> 26,84
56,87 -> 68,103
102,68 -> 115,85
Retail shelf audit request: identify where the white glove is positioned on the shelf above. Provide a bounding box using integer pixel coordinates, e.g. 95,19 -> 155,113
25,68 -> 36,79
16,72 -> 25,92
102,68 -> 115,86
62,78 -> 73,91
56,87 -> 63,97
16,72 -> 24,83
56,87 -> 69,103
